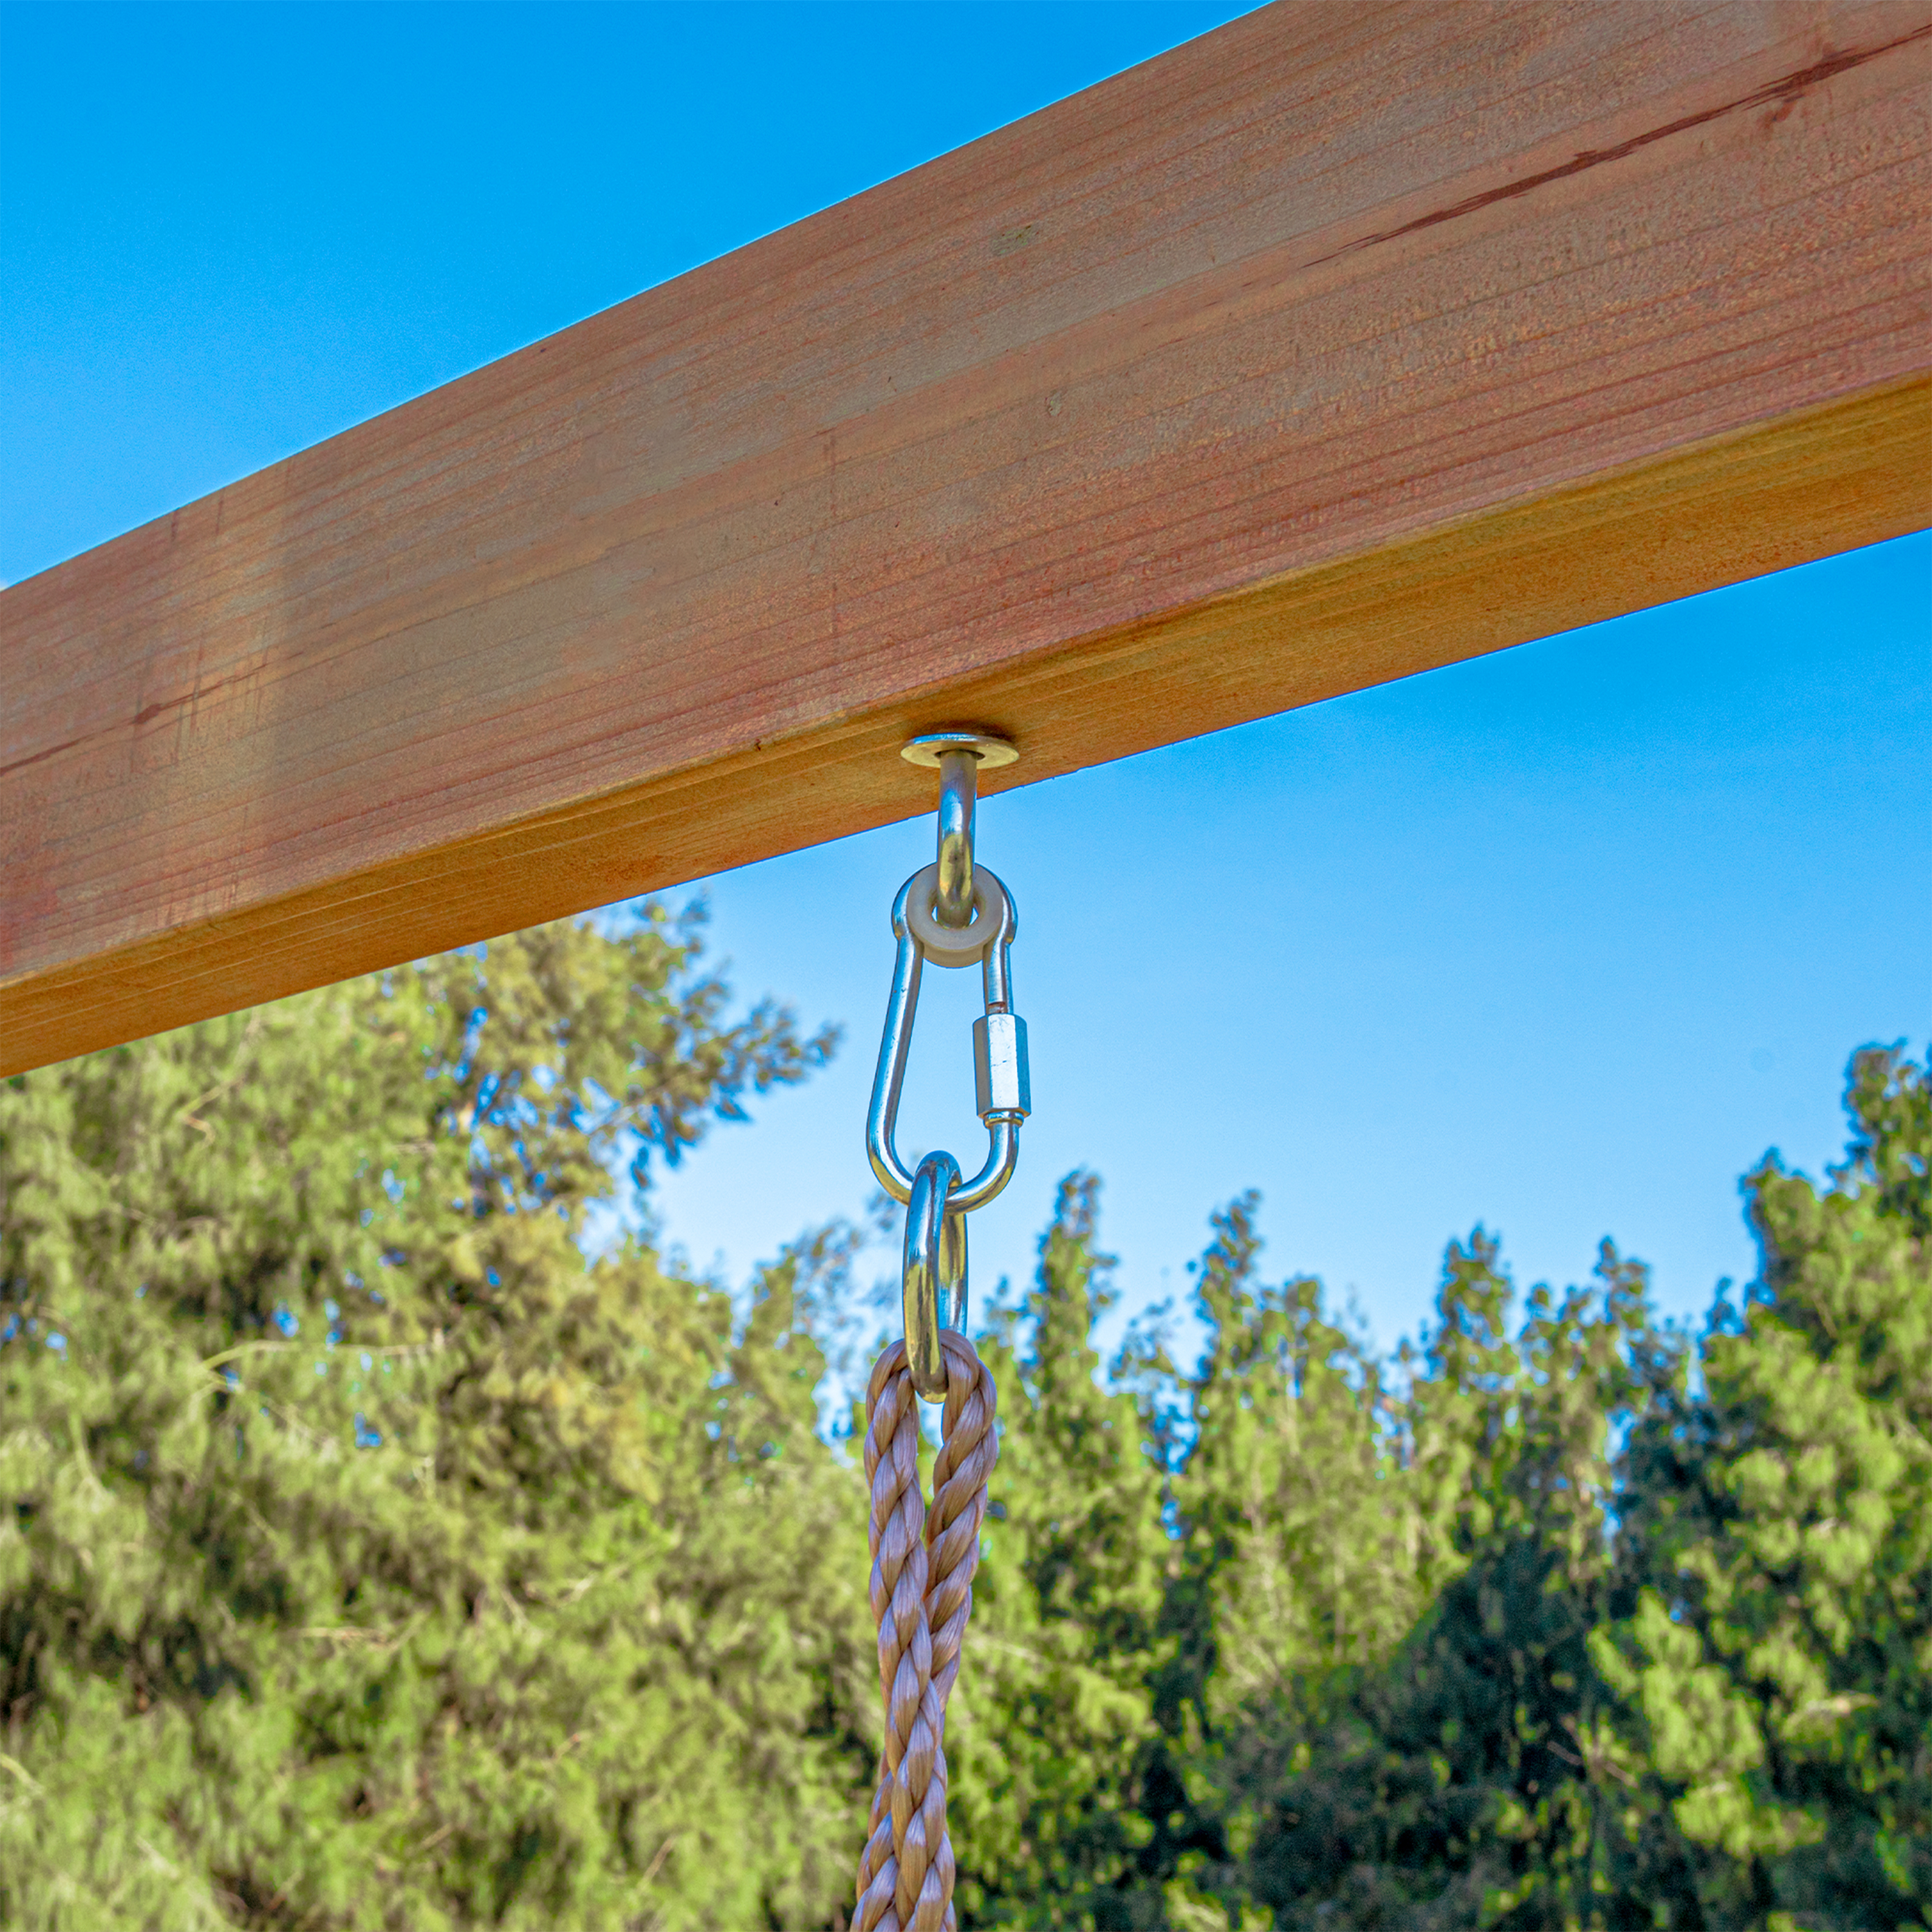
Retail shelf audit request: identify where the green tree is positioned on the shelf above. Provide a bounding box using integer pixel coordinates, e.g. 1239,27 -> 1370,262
950,1175 -> 1170,1931
7,891 -> 1925,1932
1157,1197 -> 1423,1929
1152,1209 -> 1662,1931
0,909 -> 875,1931
1600,1045 -> 1932,1927
960,1054 -> 1931,1931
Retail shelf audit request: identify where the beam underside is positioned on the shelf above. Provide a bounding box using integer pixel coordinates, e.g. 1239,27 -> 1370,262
3,1 -> 1929,1075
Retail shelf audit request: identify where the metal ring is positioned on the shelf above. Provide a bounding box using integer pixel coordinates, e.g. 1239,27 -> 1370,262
903,862 -> 1012,968
904,1150 -> 967,1399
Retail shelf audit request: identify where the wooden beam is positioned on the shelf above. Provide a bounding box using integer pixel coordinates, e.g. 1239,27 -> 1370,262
4,1 -> 1929,1076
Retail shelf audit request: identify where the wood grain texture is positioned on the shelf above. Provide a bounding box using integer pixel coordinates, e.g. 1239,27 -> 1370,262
5,0 -> 1930,1075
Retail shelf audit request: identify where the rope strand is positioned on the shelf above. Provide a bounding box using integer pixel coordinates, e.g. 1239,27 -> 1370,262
852,1333 -> 998,1932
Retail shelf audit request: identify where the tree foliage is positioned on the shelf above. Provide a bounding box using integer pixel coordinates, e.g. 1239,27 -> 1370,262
1,912 -> 867,1930
1599,1047 -> 1932,1925
3,910 -> 1925,1931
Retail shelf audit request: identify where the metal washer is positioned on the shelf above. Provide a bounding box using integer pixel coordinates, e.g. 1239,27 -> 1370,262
900,732 -> 1019,770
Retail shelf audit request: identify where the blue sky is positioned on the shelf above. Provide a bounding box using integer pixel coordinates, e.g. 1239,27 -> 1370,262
5,3 -> 1927,1360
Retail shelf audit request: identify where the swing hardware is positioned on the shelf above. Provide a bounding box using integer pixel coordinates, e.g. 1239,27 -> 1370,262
850,737 -> 1015,1932
867,733 -> 1028,1399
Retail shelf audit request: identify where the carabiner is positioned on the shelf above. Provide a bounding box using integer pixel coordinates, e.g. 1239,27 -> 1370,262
866,862 -> 1030,1215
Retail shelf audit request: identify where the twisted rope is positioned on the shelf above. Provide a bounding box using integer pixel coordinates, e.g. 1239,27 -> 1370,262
851,1331 -> 999,1932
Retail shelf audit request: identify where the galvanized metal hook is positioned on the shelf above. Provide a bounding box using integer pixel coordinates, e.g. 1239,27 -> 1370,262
936,749 -> 977,929
870,733 -> 1029,1397
901,732 -> 1019,933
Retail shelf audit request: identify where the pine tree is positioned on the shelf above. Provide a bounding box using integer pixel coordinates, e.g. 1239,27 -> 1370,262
1600,1045 -> 1932,1927
6,894 -> 1923,1932
1161,1211 -> 1663,1930
0,909 -> 875,1931
950,1175 -> 1170,1931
